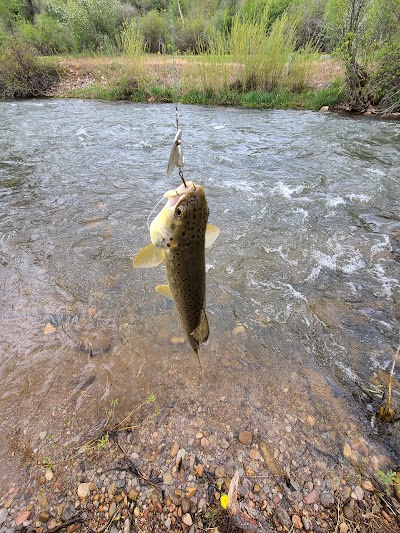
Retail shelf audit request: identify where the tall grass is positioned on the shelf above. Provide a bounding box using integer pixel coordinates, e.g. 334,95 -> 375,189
120,20 -> 148,89
230,7 -> 317,92
182,31 -> 230,95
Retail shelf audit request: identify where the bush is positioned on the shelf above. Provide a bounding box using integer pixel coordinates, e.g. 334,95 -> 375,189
0,38 -> 59,98
369,39 -> 400,113
174,16 -> 212,53
137,9 -> 168,53
18,14 -> 74,55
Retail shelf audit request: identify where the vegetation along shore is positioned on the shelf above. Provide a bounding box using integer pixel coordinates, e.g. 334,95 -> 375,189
0,0 -> 399,114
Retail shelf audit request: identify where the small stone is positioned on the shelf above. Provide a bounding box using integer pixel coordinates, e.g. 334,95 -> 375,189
67,525 -> 78,533
134,506 -> 140,518
371,503 -> 380,514
343,443 -> 352,459
169,442 -> 179,457
15,510 -> 32,526
109,501 -> 117,518
292,514 -> 303,529
0,509 -> 8,525
275,507 -> 292,529
361,480 -> 375,492
250,449 -> 261,460
176,448 -> 186,466
181,498 -> 191,514
165,517 -> 171,528
352,486 -> 364,501
319,106 -> 329,112
195,464 -> 204,477
245,466 -> 255,476
128,489 -> 139,501
182,513 -> 193,526
45,469 -> 54,481
339,523 -> 349,533
343,506 -> 354,520
302,516 -> 311,530
304,489 -> 319,505
342,486 -> 351,499
215,466 -> 225,478
253,483 -> 262,494
39,510 -> 51,523
320,491 -> 335,509
163,472 -> 173,486
186,486 -> 197,498
39,431 -> 47,440
77,483 -> 90,500
238,431 -> 252,446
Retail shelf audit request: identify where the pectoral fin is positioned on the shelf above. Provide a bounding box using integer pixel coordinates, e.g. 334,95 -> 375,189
205,224 -> 220,248
190,309 -> 209,345
133,243 -> 165,268
155,284 -> 173,300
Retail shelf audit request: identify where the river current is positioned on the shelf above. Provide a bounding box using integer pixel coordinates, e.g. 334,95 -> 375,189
0,100 -> 399,488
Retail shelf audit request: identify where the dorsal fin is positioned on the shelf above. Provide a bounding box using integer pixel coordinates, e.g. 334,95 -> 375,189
205,224 -> 220,248
133,243 -> 165,268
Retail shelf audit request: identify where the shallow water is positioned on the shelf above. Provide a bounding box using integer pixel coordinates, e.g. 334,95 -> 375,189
0,100 -> 399,488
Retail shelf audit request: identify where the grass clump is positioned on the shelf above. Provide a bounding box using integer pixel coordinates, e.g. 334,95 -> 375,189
0,38 -> 59,98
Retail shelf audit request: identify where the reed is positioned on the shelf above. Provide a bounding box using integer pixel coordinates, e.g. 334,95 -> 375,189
119,19 -> 148,90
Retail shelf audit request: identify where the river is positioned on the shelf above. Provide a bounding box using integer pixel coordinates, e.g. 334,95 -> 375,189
0,99 -> 399,491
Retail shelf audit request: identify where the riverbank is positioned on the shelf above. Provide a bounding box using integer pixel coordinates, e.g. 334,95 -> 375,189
42,54 -> 344,111
1,392 -> 400,533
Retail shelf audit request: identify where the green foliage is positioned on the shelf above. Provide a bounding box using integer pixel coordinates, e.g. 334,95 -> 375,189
377,469 -> 397,494
0,37 -> 59,98
174,16 -> 213,53
137,9 -> 168,53
48,0 -> 123,51
17,14 -> 74,54
369,39 -> 400,112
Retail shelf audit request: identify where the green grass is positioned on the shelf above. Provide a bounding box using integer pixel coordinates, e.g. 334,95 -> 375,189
69,81 -> 343,110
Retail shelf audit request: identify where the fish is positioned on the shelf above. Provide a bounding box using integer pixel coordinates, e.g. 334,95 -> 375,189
133,180 -> 220,358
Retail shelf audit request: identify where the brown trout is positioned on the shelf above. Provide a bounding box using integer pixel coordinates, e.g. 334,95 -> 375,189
133,180 -> 219,356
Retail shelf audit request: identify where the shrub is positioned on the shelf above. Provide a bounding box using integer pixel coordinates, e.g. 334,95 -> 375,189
369,39 -> 400,113
137,9 -> 168,53
0,37 -> 59,98
17,14 -> 74,55
174,16 -> 212,53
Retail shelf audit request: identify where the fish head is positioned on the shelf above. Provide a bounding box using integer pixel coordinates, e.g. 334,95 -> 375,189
150,181 -> 209,248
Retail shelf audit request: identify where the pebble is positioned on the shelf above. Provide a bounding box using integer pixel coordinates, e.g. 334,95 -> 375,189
238,431 -> 252,446
38,510 -> 51,523
128,489 -> 139,501
320,491 -> 335,509
77,483 -> 90,500
181,498 -> 191,514
39,431 -> 47,440
304,489 -> 319,505
215,466 -> 225,478
176,448 -> 186,466
45,469 -> 54,481
292,514 -> 303,529
339,523 -> 349,533
351,486 -> 364,501
361,480 -> 375,492
249,449 -> 261,460
275,507 -> 292,529
108,501 -> 116,518
169,442 -> 179,457
0,510 -> 8,525
343,506 -> 354,520
15,510 -> 32,526
182,513 -> 193,526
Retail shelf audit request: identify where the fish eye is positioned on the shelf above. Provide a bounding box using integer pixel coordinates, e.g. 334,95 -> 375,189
176,207 -> 182,217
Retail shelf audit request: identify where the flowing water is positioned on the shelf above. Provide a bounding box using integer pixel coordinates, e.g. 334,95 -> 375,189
0,100 -> 399,489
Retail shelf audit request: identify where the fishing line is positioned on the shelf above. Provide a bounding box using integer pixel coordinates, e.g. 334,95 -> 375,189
146,195 -> 166,231
168,0 -> 187,188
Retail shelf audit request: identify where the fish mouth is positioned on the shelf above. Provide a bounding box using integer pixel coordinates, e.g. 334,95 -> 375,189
163,181 -> 196,208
